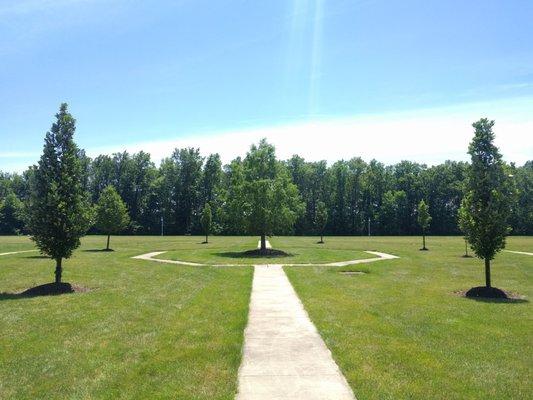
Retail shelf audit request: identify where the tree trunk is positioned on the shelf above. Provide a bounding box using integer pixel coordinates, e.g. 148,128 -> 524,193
465,240 -> 468,257
320,233 -> 324,243
55,258 -> 62,284
485,258 -> 491,288
260,234 -> 266,253
106,234 -> 110,250
205,233 -> 208,243
423,233 -> 426,249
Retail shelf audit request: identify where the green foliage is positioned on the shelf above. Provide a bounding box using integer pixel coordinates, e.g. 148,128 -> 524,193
95,185 -> 130,236
417,199 -> 431,231
461,119 -> 512,262
200,203 -> 212,241
0,192 -> 24,234
315,201 -> 328,237
25,103 -> 92,280
242,140 -> 304,240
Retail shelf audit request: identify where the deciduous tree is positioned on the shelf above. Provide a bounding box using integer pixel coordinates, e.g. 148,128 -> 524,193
315,201 -> 328,243
417,199 -> 431,250
26,103 -> 92,284
462,119 -> 512,296
95,185 -> 130,250
200,203 -> 212,243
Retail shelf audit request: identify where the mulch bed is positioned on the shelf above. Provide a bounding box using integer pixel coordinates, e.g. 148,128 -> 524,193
18,282 -> 90,297
454,287 -> 526,302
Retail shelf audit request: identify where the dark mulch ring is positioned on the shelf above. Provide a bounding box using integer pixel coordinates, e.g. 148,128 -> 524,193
19,282 -> 91,297
242,249 -> 291,258
454,287 -> 527,302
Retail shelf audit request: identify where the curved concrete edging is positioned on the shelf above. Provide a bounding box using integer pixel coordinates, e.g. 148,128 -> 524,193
131,250 -> 399,267
504,250 -> 533,256
0,250 -> 37,257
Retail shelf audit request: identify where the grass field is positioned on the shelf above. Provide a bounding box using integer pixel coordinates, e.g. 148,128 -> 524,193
286,236 -> 533,400
154,236 -> 373,265
0,235 -> 531,399
0,236 -> 253,400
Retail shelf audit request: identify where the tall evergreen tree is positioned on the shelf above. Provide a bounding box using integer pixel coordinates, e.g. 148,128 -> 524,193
26,103 -> 92,284
95,185 -> 130,250
462,119 -> 512,297
417,199 -> 431,250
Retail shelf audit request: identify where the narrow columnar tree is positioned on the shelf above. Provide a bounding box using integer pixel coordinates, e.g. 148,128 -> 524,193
417,199 -> 431,250
26,103 -> 92,284
200,203 -> 212,243
457,200 -> 471,257
315,201 -> 328,244
95,185 -> 130,250
462,119 -> 512,295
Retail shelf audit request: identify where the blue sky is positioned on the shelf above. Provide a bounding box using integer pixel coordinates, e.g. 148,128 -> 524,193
1,0 -> 532,171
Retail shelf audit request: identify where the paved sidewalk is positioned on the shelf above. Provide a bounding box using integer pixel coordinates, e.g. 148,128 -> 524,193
257,240 -> 272,249
236,264 -> 356,400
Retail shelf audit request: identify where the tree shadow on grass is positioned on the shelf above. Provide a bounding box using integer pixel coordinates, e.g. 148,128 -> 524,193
0,282 -> 90,302
214,249 -> 295,259
465,297 -> 528,304
24,255 -> 50,259
83,249 -> 114,252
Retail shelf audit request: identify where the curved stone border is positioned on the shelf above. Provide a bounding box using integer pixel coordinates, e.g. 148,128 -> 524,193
0,250 -> 37,257
132,250 -> 399,267
504,250 -> 533,256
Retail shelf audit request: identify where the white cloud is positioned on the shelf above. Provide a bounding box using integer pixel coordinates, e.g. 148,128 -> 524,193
88,99 -> 533,166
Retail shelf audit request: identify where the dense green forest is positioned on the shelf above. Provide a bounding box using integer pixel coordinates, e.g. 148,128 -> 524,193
0,146 -> 531,236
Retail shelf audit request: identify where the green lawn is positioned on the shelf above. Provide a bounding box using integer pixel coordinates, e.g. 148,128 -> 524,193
0,235 -> 531,399
285,236 -> 533,400
0,236 -> 253,400
154,236 -> 373,265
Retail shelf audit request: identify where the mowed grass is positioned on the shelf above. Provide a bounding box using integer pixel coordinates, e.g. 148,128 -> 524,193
1,235 -> 531,399
154,236 -> 372,265
285,236 -> 533,400
0,236 -> 253,400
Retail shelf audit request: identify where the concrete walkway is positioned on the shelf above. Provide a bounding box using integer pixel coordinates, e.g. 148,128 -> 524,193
132,251 -> 204,266
257,240 -> 272,249
504,250 -> 533,256
132,250 -> 399,268
0,250 -> 37,257
236,264 -> 356,400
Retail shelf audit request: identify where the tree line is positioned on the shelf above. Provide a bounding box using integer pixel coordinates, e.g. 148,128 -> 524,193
1,118 -> 531,239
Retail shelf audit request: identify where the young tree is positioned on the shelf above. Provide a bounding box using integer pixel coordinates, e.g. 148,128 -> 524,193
95,185 -> 130,250
457,200 -> 471,257
243,139 -> 303,253
462,119 -> 512,296
200,203 -> 212,243
0,192 -> 24,234
315,201 -> 328,243
417,199 -> 431,250
26,103 -> 92,284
